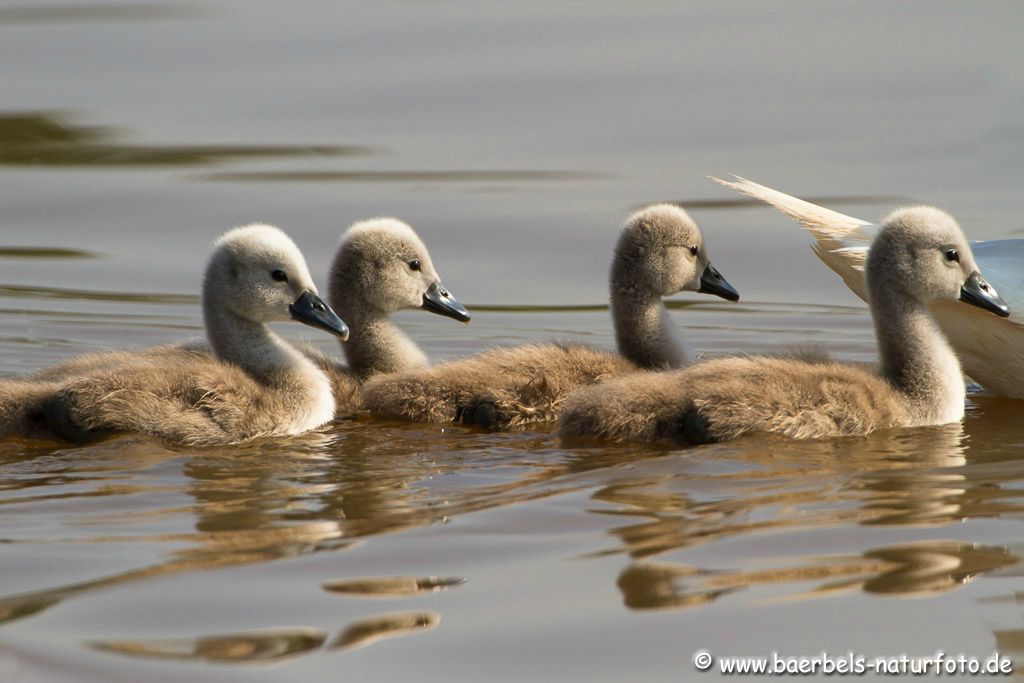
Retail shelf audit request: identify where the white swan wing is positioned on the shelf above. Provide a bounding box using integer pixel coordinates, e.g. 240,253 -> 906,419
710,175 -> 874,301
713,175 -> 1024,399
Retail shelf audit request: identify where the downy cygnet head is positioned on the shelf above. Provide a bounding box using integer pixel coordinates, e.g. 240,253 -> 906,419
615,204 -> 739,302
330,217 -> 470,322
866,206 -> 1009,318
204,224 -> 349,340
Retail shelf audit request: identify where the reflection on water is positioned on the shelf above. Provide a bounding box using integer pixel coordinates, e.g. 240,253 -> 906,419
0,425 -> 632,625
88,612 -> 441,665
330,612 -> 441,651
323,576 -> 467,598
0,521 -> 355,627
0,247 -> 98,259
0,282 -> 196,304
591,428 -> 972,560
589,419 -> 1024,611
617,540 -> 1018,610
618,563 -> 735,609
92,627 -> 327,664
860,542 -> 1018,595
3,404 -> 1022,627
0,112 -> 366,167
994,629 -> 1024,670
0,112 -> 602,182
982,590 -> 1024,670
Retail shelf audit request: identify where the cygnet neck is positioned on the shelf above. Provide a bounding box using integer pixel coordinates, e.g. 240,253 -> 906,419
610,264 -> 687,370
331,302 -> 428,381
204,304 -> 313,380
870,283 -> 965,424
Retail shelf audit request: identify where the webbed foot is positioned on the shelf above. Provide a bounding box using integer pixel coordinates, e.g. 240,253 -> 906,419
43,394 -> 110,443
455,398 -> 503,430
680,411 -> 714,445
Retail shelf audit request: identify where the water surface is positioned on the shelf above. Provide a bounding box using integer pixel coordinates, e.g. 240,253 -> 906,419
2,2 -> 1024,681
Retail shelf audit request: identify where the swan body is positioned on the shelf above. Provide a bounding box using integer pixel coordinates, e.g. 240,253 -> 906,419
0,224 -> 349,445
713,175 -> 1024,399
560,206 -> 1010,443
363,204 -> 739,430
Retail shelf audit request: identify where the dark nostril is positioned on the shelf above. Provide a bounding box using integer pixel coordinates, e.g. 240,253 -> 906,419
315,302 -> 325,311
441,289 -> 449,297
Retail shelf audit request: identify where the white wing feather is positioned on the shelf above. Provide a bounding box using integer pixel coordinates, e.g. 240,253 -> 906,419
712,175 -> 1024,399
710,175 -> 874,300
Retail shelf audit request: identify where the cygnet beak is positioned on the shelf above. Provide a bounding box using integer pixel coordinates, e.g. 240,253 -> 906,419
697,263 -> 740,302
960,271 -> 1010,318
422,281 -> 471,323
289,290 -> 350,340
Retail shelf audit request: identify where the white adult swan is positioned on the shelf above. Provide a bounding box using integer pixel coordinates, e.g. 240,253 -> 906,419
713,175 -> 1024,399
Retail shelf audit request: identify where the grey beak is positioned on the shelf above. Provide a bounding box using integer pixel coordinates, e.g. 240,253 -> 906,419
289,290 -> 350,341
697,263 -> 740,302
960,271 -> 1010,318
422,281 -> 471,323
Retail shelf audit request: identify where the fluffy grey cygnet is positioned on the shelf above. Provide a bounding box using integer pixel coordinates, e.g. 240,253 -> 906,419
362,204 -> 739,430
295,217 -> 470,414
0,224 -> 349,445
560,206 -> 1010,443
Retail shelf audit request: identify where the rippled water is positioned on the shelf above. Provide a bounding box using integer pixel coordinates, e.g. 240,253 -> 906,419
2,2 -> 1024,681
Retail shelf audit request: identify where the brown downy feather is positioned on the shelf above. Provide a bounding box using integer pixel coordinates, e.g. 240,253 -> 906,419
560,206 -> 1009,444
0,217 -> 465,442
559,356 -> 905,443
362,204 -> 739,430
0,225 -> 342,445
364,343 -> 636,429
293,342 -> 363,415
52,359 -> 317,446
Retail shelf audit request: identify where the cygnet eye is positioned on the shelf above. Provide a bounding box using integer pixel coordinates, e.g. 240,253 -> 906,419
944,249 -> 960,263
271,269 -> 289,282
689,245 -> 699,257
409,259 -> 421,271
